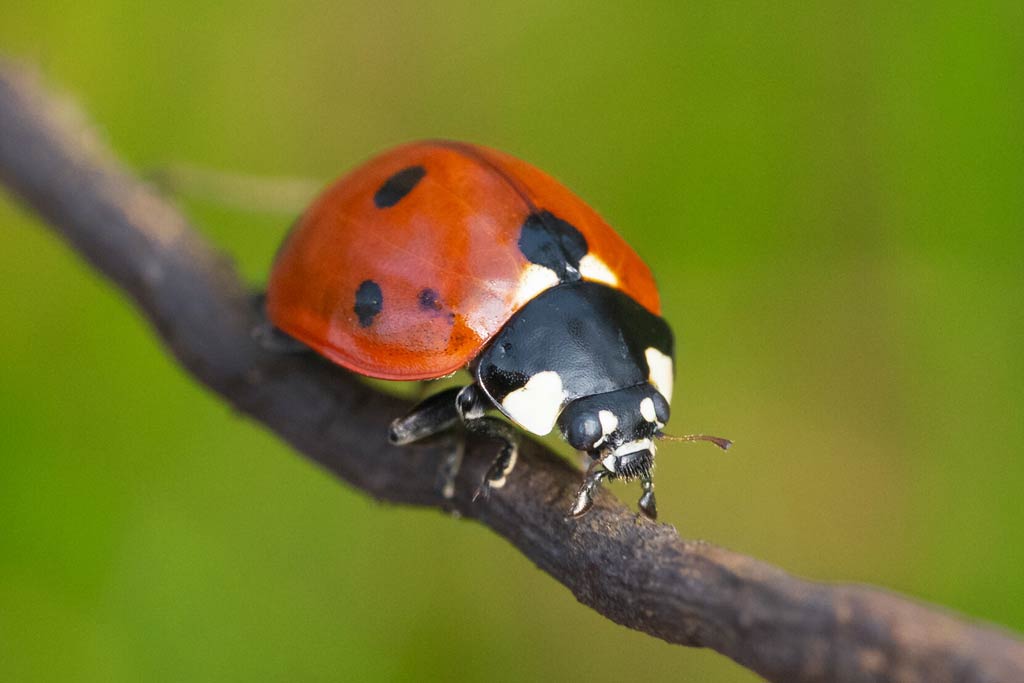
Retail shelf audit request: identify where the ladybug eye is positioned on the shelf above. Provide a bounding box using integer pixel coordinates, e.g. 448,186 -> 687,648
567,414 -> 602,451
652,393 -> 670,424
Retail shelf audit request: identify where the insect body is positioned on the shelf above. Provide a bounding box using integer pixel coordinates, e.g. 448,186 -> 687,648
266,140 -> 727,519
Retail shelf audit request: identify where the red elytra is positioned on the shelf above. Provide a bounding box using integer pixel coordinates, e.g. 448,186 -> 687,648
266,140 -> 660,380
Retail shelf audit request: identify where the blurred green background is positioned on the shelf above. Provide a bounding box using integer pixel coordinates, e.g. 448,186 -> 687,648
2,3 -> 1022,681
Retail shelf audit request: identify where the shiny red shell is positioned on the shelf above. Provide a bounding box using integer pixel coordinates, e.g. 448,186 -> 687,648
266,140 -> 660,380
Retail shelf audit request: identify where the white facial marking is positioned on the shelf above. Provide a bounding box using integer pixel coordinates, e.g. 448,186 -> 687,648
613,438 -> 655,458
501,371 -> 565,436
513,264 -> 560,308
639,397 -> 657,423
594,409 -> 619,448
645,347 -> 674,404
578,254 -> 619,287
598,410 -> 618,436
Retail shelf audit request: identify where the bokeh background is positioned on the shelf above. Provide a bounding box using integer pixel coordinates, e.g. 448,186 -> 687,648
2,3 -> 1023,681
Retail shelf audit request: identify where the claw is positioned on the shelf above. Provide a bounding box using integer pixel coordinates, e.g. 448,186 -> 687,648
472,479 -> 492,503
638,476 -> 657,520
568,463 -> 609,520
570,489 -> 595,518
638,490 -> 657,520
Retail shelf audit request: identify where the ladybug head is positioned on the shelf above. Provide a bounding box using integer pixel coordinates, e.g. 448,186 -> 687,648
558,384 -> 670,480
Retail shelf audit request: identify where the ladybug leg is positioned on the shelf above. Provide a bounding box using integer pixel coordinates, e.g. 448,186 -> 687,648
250,293 -> 310,354
638,474 -> 657,520
388,387 -> 463,445
455,384 -> 519,502
253,322 -> 310,353
436,434 -> 465,502
466,417 -> 519,502
570,460 -> 610,518
390,387 -> 469,503
390,384 -> 520,503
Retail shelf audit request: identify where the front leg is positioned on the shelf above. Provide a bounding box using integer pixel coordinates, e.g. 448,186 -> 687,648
389,387 -> 464,501
389,384 -> 520,502
638,473 -> 657,520
456,384 -> 520,499
465,417 -> 519,500
570,459 -> 611,518
388,387 -> 462,445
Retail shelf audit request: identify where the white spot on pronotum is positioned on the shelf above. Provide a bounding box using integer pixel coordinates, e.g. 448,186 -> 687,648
578,254 -> 619,287
501,371 -> 565,436
639,397 -> 657,423
512,264 -> 560,308
645,347 -> 674,404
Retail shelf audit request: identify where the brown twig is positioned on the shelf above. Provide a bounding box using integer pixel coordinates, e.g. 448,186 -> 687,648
1,60 -> 1021,683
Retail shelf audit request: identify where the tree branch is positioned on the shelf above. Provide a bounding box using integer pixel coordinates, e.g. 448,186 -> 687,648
2,60 -> 1021,683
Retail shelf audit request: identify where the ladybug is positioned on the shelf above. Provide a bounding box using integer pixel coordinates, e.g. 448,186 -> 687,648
266,140 -> 729,519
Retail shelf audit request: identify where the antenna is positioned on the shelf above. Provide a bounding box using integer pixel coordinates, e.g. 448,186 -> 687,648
658,433 -> 733,451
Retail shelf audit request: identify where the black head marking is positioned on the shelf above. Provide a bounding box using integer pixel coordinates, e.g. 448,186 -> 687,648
518,211 -> 588,282
476,280 -> 673,416
354,280 -> 383,327
418,288 -> 442,311
374,165 -> 426,208
480,363 -> 529,402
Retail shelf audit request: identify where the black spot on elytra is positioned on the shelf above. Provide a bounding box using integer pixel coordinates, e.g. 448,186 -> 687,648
374,165 -> 426,208
481,363 -> 529,401
354,280 -> 383,327
417,288 -> 455,325
517,211 -> 588,282
418,288 -> 442,311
